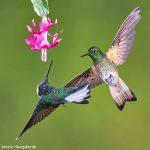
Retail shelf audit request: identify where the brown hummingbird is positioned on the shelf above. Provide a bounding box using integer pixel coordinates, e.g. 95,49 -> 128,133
64,7 -> 141,110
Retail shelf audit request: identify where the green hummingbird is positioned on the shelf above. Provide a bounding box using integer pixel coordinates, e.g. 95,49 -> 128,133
16,60 -> 90,140
65,7 -> 141,110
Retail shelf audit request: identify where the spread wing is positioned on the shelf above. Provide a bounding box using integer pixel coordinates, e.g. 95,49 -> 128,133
106,7 -> 141,66
16,99 -> 59,140
64,66 -> 103,89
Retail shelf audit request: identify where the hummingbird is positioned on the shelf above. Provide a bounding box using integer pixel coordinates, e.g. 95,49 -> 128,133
64,7 -> 141,110
16,60 -> 90,140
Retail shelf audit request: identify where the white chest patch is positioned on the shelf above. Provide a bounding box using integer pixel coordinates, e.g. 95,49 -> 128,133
103,72 -> 118,86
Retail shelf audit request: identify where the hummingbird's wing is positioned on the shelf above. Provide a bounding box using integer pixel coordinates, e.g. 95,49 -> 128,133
106,7 -> 141,66
16,99 -> 59,140
64,66 -> 103,89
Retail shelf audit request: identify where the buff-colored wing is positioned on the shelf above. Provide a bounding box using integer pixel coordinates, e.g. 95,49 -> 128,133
106,7 -> 141,66
64,66 -> 103,89
16,100 -> 59,140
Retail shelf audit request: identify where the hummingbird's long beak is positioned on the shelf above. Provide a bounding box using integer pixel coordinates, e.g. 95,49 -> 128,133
45,60 -> 53,81
81,53 -> 89,57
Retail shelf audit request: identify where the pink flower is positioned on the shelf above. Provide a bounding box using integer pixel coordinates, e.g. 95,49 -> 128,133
26,16 -> 62,62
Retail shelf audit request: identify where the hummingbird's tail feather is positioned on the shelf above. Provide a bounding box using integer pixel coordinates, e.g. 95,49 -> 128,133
65,84 -> 90,104
72,100 -> 89,104
109,78 -> 137,110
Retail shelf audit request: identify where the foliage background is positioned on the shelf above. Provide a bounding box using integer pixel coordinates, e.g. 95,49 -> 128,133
0,0 -> 149,149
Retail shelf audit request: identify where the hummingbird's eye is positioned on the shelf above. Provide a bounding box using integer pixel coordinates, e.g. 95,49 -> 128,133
43,85 -> 46,90
93,49 -> 97,53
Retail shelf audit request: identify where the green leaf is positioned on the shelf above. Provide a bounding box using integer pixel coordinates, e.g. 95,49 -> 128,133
31,0 -> 49,17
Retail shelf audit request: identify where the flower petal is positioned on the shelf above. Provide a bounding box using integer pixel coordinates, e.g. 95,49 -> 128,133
27,26 -> 38,34
50,38 -> 62,48
32,19 -> 39,28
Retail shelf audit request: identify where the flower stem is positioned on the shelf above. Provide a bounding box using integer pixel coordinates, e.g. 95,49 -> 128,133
41,49 -> 47,62
42,16 -> 47,23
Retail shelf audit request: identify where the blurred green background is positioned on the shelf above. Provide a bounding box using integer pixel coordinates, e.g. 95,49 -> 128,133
0,0 -> 149,150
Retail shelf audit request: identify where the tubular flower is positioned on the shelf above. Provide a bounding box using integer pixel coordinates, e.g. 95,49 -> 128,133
26,16 -> 62,62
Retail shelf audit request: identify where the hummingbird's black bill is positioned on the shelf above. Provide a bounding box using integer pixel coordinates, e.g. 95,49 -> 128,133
45,60 -> 53,80
81,53 -> 89,57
